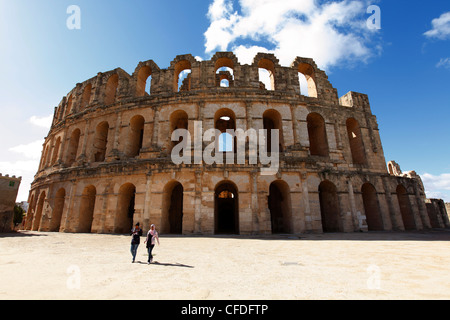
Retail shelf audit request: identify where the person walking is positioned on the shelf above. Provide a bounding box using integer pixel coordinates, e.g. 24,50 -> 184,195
130,222 -> 143,263
144,224 -> 160,264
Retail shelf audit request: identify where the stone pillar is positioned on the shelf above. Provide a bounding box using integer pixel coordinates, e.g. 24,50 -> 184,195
290,104 -> 301,148
143,173 -> 153,232
250,170 -> 260,234
194,170 -> 203,233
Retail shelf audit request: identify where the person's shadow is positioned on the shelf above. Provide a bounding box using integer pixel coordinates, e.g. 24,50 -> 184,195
135,261 -> 194,268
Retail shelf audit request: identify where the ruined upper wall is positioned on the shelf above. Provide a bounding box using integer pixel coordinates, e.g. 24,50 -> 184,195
52,52 -> 361,126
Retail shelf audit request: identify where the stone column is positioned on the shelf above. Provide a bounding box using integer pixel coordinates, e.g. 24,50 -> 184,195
194,170 -> 203,233
290,103 -> 301,148
250,170 -> 260,234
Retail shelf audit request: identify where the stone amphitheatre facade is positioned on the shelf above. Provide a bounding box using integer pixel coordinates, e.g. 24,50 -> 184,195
25,52 -> 449,235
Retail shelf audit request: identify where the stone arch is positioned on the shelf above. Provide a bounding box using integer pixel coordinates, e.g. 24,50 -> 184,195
319,180 -> 341,232
396,184 -> 415,230
215,108 -> 236,153
258,58 -> 276,91
161,180 -> 184,234
66,128 -> 81,166
92,121 -> 109,162
50,136 -> 62,166
213,53 -> 238,88
263,109 -> 284,153
295,61 -> 318,98
78,185 -> 96,233
173,59 -> 192,92
346,118 -> 367,165
169,110 -> 189,151
253,53 -> 280,91
136,65 -> 152,96
105,73 -> 119,105
81,83 -> 92,109
268,180 -> 293,234
307,112 -> 329,157
115,183 -> 136,234
125,115 -> 145,158
215,180 -> 239,234
50,188 -> 66,232
361,183 -> 383,231
32,191 -> 46,231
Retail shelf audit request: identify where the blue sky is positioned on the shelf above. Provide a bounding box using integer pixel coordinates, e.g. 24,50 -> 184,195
0,0 -> 449,202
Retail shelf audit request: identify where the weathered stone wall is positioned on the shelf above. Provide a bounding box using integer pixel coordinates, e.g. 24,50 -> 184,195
0,174 -> 21,232
26,52 -> 437,235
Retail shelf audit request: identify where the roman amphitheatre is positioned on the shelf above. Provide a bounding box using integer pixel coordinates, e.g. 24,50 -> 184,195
24,51 -> 449,235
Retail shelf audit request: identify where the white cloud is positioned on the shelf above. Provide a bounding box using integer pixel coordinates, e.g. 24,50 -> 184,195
421,173 -> 450,202
29,114 -> 52,129
436,57 -> 450,69
9,139 -> 44,160
424,12 -> 450,40
204,0 -> 380,69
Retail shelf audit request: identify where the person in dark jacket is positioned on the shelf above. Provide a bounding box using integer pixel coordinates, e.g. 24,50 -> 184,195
130,222 -> 143,263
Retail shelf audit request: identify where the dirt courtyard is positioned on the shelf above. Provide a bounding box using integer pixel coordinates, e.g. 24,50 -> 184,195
1,230 -> 450,300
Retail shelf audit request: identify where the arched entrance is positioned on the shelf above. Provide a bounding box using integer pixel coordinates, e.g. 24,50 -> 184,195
50,188 -> 66,232
268,180 -> 292,234
361,183 -> 383,231
78,185 -> 96,233
215,181 -> 239,234
32,191 -> 46,231
115,183 -> 136,234
162,181 -> 184,234
319,180 -> 341,232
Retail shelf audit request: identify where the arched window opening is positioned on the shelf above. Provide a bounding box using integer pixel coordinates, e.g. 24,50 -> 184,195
319,181 -> 341,232
170,110 -> 189,154
268,180 -> 293,234
396,185 -> 416,230
263,109 -> 284,153
215,109 -> 236,153
362,183 -> 383,231
137,66 -> 152,96
79,185 -> 96,233
105,74 -> 119,105
126,115 -> 145,158
297,63 -> 317,98
174,60 -> 192,92
81,84 -> 92,109
220,78 -> 230,87
346,118 -> 367,165
307,113 -> 329,157
93,121 -> 109,162
66,128 -> 81,166
258,58 -> 275,91
51,137 -> 62,166
298,73 -> 309,97
215,181 -> 239,234
115,183 -> 136,234
216,66 -> 234,88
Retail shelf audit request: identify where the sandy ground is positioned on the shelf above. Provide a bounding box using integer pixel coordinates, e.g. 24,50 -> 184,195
1,229 -> 450,300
